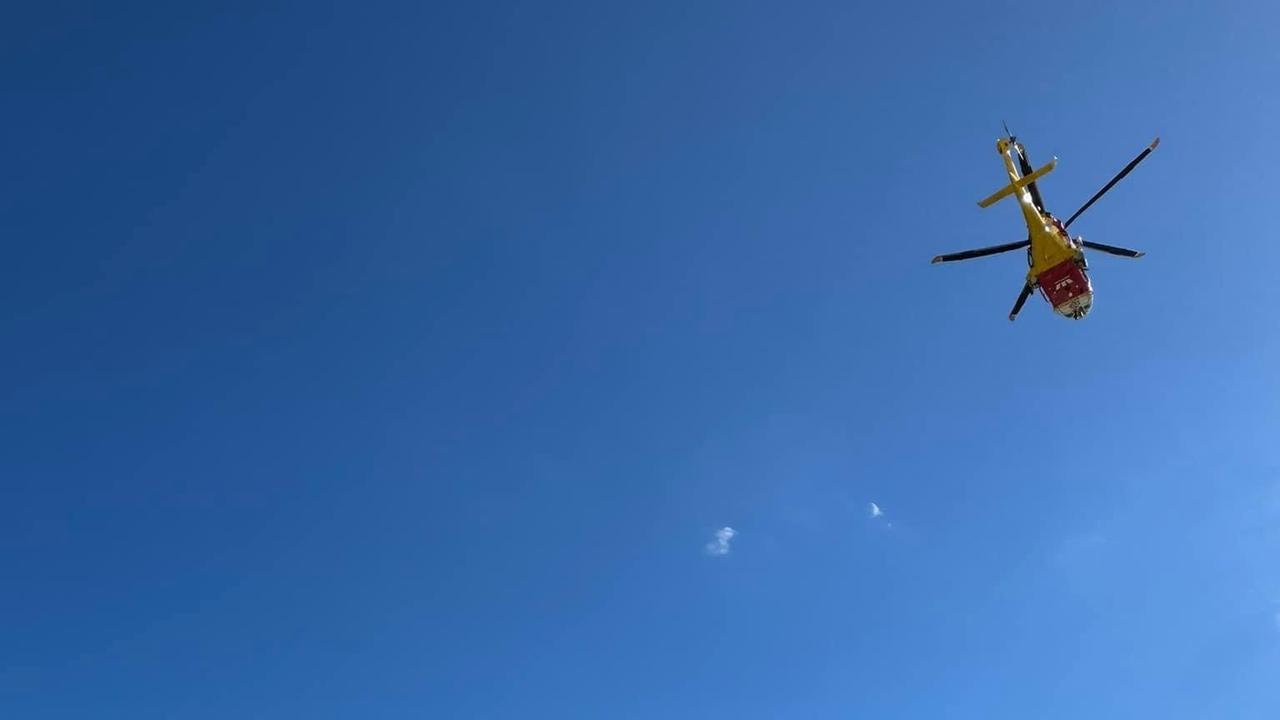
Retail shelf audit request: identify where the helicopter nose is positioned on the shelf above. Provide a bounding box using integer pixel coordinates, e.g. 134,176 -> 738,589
1054,291 -> 1093,319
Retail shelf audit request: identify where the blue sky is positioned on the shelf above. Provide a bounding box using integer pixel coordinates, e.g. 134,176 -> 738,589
3,2 -> 1280,718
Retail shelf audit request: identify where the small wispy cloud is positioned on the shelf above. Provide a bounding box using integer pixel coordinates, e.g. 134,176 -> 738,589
704,526 -> 736,556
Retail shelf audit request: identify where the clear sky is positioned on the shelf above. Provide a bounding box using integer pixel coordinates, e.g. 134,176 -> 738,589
3,2 -> 1279,718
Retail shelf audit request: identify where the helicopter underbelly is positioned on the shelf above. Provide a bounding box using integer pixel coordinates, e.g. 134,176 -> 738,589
1037,259 -> 1093,319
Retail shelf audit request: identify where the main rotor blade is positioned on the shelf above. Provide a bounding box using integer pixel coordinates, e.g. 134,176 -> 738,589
1016,144 -> 1046,212
1009,283 -> 1034,322
1082,240 -> 1145,258
932,239 -> 1030,264
1063,137 -> 1160,228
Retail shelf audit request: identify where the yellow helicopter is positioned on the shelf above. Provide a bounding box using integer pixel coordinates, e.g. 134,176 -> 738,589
932,127 -> 1159,320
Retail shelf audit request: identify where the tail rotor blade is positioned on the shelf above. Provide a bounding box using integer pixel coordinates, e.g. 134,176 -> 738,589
932,239 -> 1030,264
1082,240 -> 1145,258
1064,137 -> 1160,228
1009,283 -> 1035,322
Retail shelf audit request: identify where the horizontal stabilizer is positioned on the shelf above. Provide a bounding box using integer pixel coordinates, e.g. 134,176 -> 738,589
977,158 -> 1057,208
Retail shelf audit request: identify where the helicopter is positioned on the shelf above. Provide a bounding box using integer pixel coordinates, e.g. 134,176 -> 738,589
932,128 -> 1159,320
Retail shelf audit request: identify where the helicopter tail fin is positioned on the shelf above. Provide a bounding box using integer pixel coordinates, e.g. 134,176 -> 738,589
977,157 -> 1057,208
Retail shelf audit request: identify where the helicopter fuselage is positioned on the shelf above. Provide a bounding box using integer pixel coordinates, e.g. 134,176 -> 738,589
995,138 -> 1093,319
931,132 -> 1155,321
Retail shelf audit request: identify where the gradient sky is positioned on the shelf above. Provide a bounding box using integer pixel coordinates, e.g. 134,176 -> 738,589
4,2 -> 1280,718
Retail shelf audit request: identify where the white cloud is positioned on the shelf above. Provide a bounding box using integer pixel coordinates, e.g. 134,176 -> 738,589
704,526 -> 736,556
